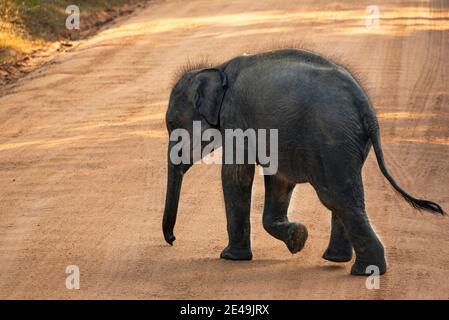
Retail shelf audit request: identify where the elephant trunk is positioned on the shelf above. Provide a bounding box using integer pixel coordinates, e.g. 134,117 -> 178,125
162,161 -> 185,245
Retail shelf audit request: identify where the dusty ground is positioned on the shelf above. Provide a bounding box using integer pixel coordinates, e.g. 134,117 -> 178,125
0,0 -> 448,299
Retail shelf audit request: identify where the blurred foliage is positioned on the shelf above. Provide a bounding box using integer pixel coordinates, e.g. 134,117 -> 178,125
0,0 -> 136,64
11,0 -> 131,40
0,0 -> 28,63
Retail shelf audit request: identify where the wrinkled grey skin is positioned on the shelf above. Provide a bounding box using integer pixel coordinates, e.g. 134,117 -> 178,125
163,49 -> 444,276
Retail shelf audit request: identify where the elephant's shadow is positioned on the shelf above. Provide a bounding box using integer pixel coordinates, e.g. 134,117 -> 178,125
124,246 -> 350,288
183,257 -> 348,276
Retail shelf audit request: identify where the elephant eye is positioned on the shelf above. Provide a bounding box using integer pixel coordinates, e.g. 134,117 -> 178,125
167,119 -> 175,130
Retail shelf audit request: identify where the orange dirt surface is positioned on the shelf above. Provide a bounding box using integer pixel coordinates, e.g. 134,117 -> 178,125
0,0 -> 448,299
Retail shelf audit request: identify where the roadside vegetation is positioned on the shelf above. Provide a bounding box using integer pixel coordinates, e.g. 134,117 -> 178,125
0,0 -> 140,65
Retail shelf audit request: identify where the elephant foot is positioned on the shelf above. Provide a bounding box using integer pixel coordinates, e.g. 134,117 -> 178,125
350,258 -> 387,276
322,247 -> 353,263
286,222 -> 308,254
220,245 -> 252,261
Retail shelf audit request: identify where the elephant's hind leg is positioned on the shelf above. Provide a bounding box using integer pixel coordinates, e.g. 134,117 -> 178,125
339,207 -> 386,275
314,174 -> 386,275
262,174 -> 308,254
322,212 -> 353,262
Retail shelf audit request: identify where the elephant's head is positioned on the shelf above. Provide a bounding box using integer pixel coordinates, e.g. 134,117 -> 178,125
162,67 -> 228,245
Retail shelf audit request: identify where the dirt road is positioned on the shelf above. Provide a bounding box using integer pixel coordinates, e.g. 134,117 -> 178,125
0,0 -> 448,299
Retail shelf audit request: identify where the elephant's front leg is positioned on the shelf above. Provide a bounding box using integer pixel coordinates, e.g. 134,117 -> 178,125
220,164 -> 255,261
322,212 -> 353,262
263,175 -> 308,254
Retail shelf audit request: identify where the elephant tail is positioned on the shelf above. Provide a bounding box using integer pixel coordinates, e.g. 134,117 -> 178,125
362,104 -> 445,215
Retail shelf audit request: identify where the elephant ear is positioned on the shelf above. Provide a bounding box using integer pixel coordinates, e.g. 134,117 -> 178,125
192,68 -> 227,126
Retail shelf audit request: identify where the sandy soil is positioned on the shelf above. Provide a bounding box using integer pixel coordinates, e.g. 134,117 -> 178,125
0,0 -> 448,299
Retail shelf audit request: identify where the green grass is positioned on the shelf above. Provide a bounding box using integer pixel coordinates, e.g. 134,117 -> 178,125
16,0 -> 133,40
0,0 -> 137,64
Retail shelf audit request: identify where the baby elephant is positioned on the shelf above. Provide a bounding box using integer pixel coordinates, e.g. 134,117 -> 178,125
162,49 -> 444,275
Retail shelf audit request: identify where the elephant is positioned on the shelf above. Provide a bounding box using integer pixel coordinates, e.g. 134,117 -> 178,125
162,49 -> 444,275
